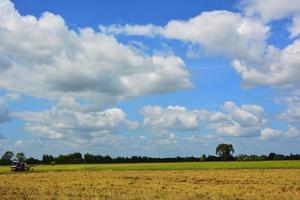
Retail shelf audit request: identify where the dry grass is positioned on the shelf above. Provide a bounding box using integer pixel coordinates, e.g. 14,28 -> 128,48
0,169 -> 299,200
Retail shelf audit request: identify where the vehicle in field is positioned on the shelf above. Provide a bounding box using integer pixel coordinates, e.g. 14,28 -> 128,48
10,160 -> 33,171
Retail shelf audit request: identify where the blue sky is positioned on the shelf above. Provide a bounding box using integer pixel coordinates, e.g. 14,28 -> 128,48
0,0 -> 299,158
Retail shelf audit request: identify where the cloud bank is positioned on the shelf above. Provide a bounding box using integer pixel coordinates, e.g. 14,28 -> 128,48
14,97 -> 138,143
100,8 -> 300,88
141,101 -> 267,138
0,0 -> 192,103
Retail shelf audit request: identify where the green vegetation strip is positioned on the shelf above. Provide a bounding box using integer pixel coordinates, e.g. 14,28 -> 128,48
0,161 -> 300,174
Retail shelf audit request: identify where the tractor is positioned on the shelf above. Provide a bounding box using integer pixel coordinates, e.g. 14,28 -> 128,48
10,159 -> 33,171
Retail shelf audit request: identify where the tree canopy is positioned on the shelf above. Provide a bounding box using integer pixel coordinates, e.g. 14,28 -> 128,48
216,143 -> 235,161
1,151 -> 14,161
16,152 -> 26,162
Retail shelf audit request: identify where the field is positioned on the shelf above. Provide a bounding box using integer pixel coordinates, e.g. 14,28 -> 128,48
0,161 -> 299,199
1,160 -> 300,174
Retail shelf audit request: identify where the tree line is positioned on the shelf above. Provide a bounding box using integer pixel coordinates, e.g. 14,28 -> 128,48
0,144 -> 299,165
1,152 -> 299,165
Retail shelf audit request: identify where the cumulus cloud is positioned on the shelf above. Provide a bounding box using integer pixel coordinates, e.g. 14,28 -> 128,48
13,97 -> 138,142
140,105 -> 203,131
99,24 -> 160,37
140,101 -> 299,141
211,101 -> 266,137
240,0 -> 300,38
289,15 -> 300,38
240,0 -> 300,22
233,40 -> 300,87
101,11 -> 269,62
100,7 -> 300,88
140,105 -> 201,145
260,126 -> 300,140
259,128 -> 282,140
0,0 -> 192,103
278,97 -> 300,123
140,101 -> 267,137
286,126 -> 300,138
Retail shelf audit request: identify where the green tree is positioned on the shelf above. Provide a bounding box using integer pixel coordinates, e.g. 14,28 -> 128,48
1,151 -> 14,161
268,152 -> 276,160
42,154 -> 54,164
16,152 -> 26,162
200,154 -> 206,162
216,143 -> 234,161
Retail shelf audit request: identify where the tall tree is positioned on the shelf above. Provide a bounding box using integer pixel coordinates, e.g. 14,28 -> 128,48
1,151 -> 14,161
200,154 -> 206,162
16,152 -> 26,162
216,143 -> 235,161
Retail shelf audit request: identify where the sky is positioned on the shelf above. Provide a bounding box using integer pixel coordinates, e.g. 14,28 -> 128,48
0,0 -> 300,158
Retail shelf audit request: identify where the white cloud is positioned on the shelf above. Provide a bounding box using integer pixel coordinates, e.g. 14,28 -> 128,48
240,0 -> 300,38
0,0 -> 192,103
101,11 -> 269,62
99,24 -> 160,37
233,40 -> 300,87
140,101 -> 266,137
286,126 -> 300,138
289,15 -> 300,38
209,101 -> 266,137
260,126 -> 300,140
13,97 -> 138,141
260,128 -> 282,140
140,105 -> 203,145
223,101 -> 266,127
240,0 -> 300,22
100,8 -> 300,88
278,97 -> 300,123
24,125 -> 63,140
140,105 -> 203,130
